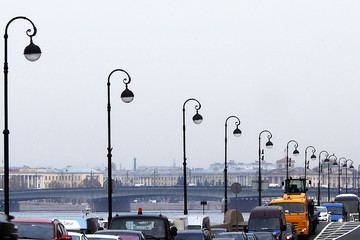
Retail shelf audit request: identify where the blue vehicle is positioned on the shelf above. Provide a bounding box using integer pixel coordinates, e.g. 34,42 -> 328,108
322,203 -> 346,222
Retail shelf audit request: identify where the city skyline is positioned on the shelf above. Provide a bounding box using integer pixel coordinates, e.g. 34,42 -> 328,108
1,1 -> 359,170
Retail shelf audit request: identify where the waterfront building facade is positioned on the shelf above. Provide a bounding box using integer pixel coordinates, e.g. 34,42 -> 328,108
0,158 -> 357,191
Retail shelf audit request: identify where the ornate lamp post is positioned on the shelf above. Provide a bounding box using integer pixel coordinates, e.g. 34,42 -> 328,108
258,130 -> 273,206
224,116 -> 242,213
3,16 -> 41,215
107,69 -> 134,223
325,154 -> 337,202
317,150 -> 329,206
182,98 -> 203,215
358,165 -> 360,197
334,157 -> 346,195
343,159 -> 354,193
286,140 -> 299,180
304,146 -> 316,180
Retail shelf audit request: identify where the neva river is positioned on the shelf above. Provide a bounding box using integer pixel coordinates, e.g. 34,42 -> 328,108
11,210 -> 250,224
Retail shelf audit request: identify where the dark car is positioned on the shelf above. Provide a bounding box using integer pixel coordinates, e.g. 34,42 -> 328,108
13,218 -> 72,240
95,229 -> 146,240
285,223 -> 297,240
218,232 -> 247,240
252,232 -> 276,240
211,229 -> 227,238
175,230 -> 212,240
245,233 -> 258,240
0,212 -> 17,240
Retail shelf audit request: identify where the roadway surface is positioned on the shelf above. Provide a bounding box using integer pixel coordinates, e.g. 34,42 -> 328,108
309,221 -> 360,240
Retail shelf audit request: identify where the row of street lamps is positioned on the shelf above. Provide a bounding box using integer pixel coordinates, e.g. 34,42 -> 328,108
2,16 -> 358,220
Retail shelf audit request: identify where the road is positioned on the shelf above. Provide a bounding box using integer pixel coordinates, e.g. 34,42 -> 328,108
308,221 -> 360,240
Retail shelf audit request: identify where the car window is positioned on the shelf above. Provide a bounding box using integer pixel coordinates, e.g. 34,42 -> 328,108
15,222 -> 55,239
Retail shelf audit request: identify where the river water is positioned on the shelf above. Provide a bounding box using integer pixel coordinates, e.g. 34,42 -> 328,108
11,210 -> 250,225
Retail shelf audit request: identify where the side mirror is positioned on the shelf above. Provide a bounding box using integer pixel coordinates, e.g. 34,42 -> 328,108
170,226 -> 177,236
309,180 -> 312,185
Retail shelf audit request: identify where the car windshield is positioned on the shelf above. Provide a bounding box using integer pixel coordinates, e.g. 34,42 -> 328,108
326,206 -> 343,215
271,202 -> 304,213
218,233 -> 246,240
14,222 -> 55,239
248,218 -> 280,231
111,218 -> 165,238
316,207 -> 327,212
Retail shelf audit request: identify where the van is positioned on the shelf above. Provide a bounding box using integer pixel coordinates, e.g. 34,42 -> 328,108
248,206 -> 286,239
322,203 -> 347,222
187,215 -> 211,231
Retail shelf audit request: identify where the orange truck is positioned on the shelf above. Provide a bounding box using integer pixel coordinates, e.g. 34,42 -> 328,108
270,178 -> 319,239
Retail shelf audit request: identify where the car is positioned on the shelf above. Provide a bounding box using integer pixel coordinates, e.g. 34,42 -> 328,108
69,231 -> 89,240
13,218 -> 72,240
0,212 -> 17,240
175,230 -> 212,240
95,229 -> 147,240
86,234 -> 121,240
211,228 -> 227,238
285,223 -> 297,240
245,233 -> 258,240
217,232 -> 248,240
315,206 -> 331,222
252,232 -> 276,240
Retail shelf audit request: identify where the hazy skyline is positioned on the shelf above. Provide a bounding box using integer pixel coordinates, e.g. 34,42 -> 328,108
1,1 -> 360,171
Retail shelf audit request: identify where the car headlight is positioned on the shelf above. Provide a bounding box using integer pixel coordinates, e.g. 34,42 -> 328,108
338,218 -> 344,222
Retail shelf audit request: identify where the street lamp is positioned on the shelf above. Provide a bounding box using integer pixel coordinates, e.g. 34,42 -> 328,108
258,130 -> 273,206
326,154 -> 337,202
182,98 -> 202,215
304,146 -> 316,180
3,16 -> 41,215
317,150 -> 329,206
343,159 -> 354,193
106,69 -> 134,224
224,116 -> 242,213
286,140 -> 299,180
333,157 -> 346,195
358,165 -> 360,197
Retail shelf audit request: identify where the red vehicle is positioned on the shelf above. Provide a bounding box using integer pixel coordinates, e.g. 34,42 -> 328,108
13,218 -> 72,240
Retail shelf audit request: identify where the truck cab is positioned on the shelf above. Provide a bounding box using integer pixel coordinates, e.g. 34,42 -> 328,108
248,205 -> 287,240
109,209 -> 177,240
270,178 -> 318,238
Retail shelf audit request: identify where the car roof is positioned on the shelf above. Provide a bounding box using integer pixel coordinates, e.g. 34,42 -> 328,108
96,230 -> 143,235
86,234 -> 120,239
177,230 -> 206,234
12,218 -> 55,223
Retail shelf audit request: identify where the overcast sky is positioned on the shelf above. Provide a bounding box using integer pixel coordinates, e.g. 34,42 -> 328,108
1,1 -> 360,171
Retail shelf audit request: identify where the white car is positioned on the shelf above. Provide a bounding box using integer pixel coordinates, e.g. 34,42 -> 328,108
86,234 -> 121,240
69,232 -> 89,240
315,206 -> 331,222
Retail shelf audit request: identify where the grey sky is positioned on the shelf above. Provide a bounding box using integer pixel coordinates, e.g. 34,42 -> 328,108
1,1 -> 360,170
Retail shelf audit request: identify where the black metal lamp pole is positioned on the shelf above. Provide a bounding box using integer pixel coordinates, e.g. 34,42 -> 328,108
304,146 -> 316,180
325,154 -> 336,202
107,69 -> 134,224
317,150 -> 329,206
224,116 -> 242,213
182,98 -> 202,215
343,159 -> 354,193
3,16 -> 41,215
286,140 -> 299,180
358,165 -> 360,197
258,130 -> 273,206
335,157 -> 346,195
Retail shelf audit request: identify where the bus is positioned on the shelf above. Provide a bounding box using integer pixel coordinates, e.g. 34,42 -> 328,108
334,194 -> 360,221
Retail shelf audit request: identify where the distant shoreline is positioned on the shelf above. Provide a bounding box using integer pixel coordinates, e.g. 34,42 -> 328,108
19,201 -> 223,212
